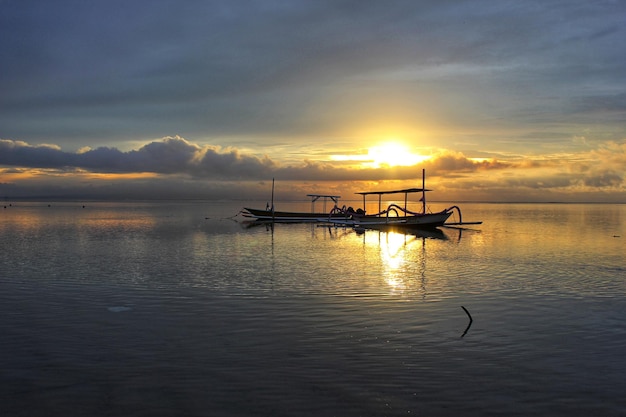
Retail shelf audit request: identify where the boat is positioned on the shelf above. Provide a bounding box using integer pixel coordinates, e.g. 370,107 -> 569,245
241,170 -> 481,229
325,169 -> 481,230
241,193 -> 350,223
329,189 -> 454,229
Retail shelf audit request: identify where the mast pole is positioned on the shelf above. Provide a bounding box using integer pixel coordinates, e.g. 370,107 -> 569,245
422,169 -> 426,214
271,178 -> 275,222
404,192 -> 408,214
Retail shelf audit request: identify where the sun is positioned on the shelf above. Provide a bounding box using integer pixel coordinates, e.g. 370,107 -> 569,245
367,142 -> 428,168
328,140 -> 430,168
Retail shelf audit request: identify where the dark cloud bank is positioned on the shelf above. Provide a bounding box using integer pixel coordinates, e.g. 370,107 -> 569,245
1,137 -> 623,202
0,137 -> 502,181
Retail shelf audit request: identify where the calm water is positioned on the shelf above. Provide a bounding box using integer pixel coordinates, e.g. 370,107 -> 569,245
1,201 -> 625,416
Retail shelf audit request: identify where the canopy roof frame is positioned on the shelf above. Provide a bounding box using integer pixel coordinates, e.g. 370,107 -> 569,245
355,169 -> 429,215
306,194 -> 341,213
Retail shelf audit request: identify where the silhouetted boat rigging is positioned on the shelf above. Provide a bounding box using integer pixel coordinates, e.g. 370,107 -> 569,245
241,170 -> 481,230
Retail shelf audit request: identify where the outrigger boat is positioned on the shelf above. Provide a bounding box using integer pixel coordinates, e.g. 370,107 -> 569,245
241,170 -> 481,229
331,188 -> 455,229
326,170 -> 481,230
241,193 -> 347,222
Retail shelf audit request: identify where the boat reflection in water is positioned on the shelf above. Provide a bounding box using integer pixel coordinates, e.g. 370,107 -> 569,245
353,224 -> 448,240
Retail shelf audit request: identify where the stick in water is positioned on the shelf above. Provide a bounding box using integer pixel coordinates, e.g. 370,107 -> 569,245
461,306 -> 473,337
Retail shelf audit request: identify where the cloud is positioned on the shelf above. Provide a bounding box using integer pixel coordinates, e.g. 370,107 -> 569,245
582,171 -> 623,188
570,93 -> 626,114
193,147 -> 276,179
589,141 -> 626,168
423,150 -> 509,174
2,136 -> 622,183
2,136 -> 624,202
1,0 -> 625,151
0,136 -> 276,179
2,137 -> 500,181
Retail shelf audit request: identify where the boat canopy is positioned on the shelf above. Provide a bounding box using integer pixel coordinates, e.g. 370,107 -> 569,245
306,194 -> 341,201
355,188 -> 431,196
355,188 -> 431,216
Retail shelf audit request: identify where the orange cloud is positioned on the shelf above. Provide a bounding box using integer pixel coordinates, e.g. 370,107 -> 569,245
1,136 -> 624,202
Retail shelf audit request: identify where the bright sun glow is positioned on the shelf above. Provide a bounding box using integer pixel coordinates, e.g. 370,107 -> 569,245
329,140 -> 430,168
366,142 -> 429,168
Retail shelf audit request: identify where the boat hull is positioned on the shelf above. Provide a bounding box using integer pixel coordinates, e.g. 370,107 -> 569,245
243,207 -> 452,229
242,207 -> 350,223
345,210 -> 453,230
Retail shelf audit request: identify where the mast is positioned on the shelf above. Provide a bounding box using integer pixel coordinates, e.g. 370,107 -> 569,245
422,169 -> 426,214
271,178 -> 275,222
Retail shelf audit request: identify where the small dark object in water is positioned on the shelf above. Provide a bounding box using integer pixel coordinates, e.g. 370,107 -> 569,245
461,305 -> 473,337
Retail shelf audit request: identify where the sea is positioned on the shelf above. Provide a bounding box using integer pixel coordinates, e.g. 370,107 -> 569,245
1,200 -> 625,417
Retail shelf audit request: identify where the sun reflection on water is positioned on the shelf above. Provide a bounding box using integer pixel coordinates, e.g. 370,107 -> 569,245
362,231 -> 427,295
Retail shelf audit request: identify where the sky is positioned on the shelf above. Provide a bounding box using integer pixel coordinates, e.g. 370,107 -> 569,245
1,0 -> 625,203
